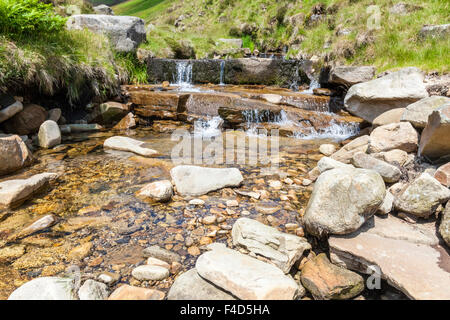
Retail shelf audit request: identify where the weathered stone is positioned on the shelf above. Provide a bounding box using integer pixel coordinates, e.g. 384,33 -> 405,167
87,101 -> 129,125
368,122 -> 419,153
439,202 -> 450,247
93,4 -> 114,15
0,135 -> 33,176
326,66 -> 376,87
0,245 -> 26,263
319,144 -> 336,156
8,277 -> 76,300
38,120 -> 61,149
351,152 -> 401,183
143,245 -> 181,263
113,112 -> 136,130
371,149 -> 408,166
147,257 -> 170,269
331,135 -> 369,164
136,180 -> 173,202
218,38 -> 243,48
59,123 -> 103,134
434,162 -> 450,187
170,165 -> 243,196
317,156 -> 353,173
300,253 -> 364,300
132,265 -> 170,281
68,242 -> 93,261
104,136 -> 158,157
419,24 -> 450,40
168,268 -> 236,300
108,284 -> 165,300
78,280 -> 109,300
372,108 -> 405,127
377,191 -> 394,215
401,96 -> 450,129
394,173 -> 450,218
47,108 -> 62,123
419,104 -> 450,159
344,68 -> 428,123
66,15 -> 146,52
2,104 -> 47,135
16,214 -> 57,239
329,215 -> 450,300
0,173 -> 58,208
0,100 -> 23,123
196,247 -> 302,300
304,168 -> 385,236
232,218 -> 311,273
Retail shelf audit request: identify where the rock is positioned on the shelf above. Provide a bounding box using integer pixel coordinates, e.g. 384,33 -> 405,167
331,135 -> 369,164
372,149 -> 409,166
394,173 -> 450,218
377,191 -> 394,215
2,104 -> 47,135
401,96 -> 450,129
439,202 -> 450,247
372,108 -> 405,127
104,136 -> 158,157
434,162 -> 450,187
87,102 -> 129,125
300,253 -> 364,300
304,168 -> 385,236
0,173 -> 58,209
147,257 -> 170,269
351,152 -> 401,183
143,245 -> 181,263
93,4 -> 114,15
202,215 -> 217,225
98,272 -> 120,286
47,108 -> 62,123
196,247 -> 302,300
66,15 -> 146,52
0,100 -> 23,123
418,104 -> 450,159
108,284 -> 165,300
131,265 -> 170,281
38,120 -> 61,149
218,38 -> 243,48
419,24 -> 450,40
113,112 -> 136,130
0,245 -> 26,263
344,68 -> 428,123
319,144 -> 336,156
324,66 -> 376,87
16,214 -> 57,239
170,165 -> 243,196
8,277 -> 76,300
189,198 -> 205,206
78,280 -> 109,300
232,218 -> 311,273
317,156 -> 353,174
389,2 -> 422,15
136,180 -> 173,202
0,134 -> 33,176
68,242 -> 93,261
368,122 -> 419,153
329,215 -> 450,300
168,268 -> 236,300
59,123 -> 103,134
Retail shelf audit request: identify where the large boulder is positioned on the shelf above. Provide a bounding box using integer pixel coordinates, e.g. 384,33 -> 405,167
104,136 -> 158,157
66,15 -> 146,52
195,247 -> 302,300
2,104 -> 47,135
351,152 -> 402,183
0,172 -> 58,209
393,173 -> 450,218
418,103 -> 450,159
344,68 -> 428,123
38,120 -> 61,149
170,165 -> 243,196
330,135 -> 369,164
8,277 -> 76,300
0,135 -> 33,176
329,215 -> 450,300
439,202 -> 450,247
368,122 -> 419,153
434,162 -> 450,187
321,66 -> 375,87
401,96 -> 450,129
372,108 -> 405,128
167,268 -> 236,300
303,167 -> 385,236
232,218 -> 311,273
300,253 -> 364,300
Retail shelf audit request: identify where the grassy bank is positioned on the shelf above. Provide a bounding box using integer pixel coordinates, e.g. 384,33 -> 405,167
114,0 -> 449,73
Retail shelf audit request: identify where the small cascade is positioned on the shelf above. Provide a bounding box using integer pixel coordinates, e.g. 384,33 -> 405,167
193,116 -> 223,138
292,120 -> 360,141
173,61 -> 194,90
219,60 -> 226,85
302,74 -> 320,94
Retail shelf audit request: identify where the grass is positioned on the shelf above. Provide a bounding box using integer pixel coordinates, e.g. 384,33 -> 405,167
113,0 -> 449,73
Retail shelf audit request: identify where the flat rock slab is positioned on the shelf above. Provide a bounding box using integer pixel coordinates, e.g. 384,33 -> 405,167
0,173 -> 58,208
104,136 -> 158,157
329,215 -> 450,300
196,247 -> 301,300
168,268 -> 236,300
8,277 -> 76,300
170,165 -> 243,196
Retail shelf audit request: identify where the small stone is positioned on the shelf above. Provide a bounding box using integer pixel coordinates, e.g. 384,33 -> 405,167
146,257 -> 170,269
78,280 -> 109,300
131,265 -> 170,281
68,242 -> 93,261
38,120 -> 61,149
98,272 -> 120,286
302,179 -> 312,186
319,144 -> 336,156
16,214 -> 57,239
269,180 -> 283,189
202,215 -> 217,225
143,245 -> 181,263
108,285 -> 165,300
189,199 -> 205,206
188,246 -> 201,256
226,199 -> 239,207
136,180 -> 173,202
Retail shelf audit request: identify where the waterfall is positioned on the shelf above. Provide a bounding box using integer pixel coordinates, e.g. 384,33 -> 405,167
302,73 -> 320,94
173,61 -> 193,89
193,116 -> 223,138
219,60 -> 225,85
292,120 -> 360,141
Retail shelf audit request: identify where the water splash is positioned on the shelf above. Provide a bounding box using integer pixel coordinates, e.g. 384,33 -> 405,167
193,116 -> 223,138
292,120 -> 360,141
173,61 -> 194,91
301,75 -> 320,94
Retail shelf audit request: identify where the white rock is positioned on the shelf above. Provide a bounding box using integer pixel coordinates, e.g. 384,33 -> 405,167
351,152 -> 402,183
8,277 -> 76,300
418,103 -> 450,159
319,144 -> 336,156
136,180 -> 173,202
368,122 -> 419,153
401,96 -> 450,129
0,100 -> 23,123
0,134 -> 33,176
104,136 -> 158,157
377,191 -> 394,215
38,120 -> 61,149
131,265 -> 170,281
331,135 -> 369,164
317,156 -> 353,173
78,280 -> 109,300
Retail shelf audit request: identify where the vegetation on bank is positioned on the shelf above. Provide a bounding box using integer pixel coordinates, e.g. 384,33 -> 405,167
114,0 -> 449,73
